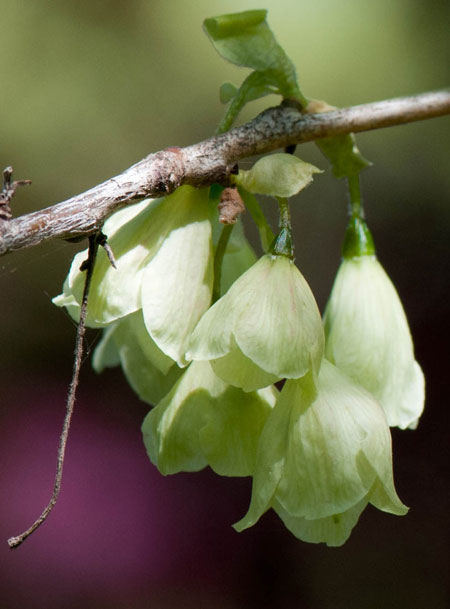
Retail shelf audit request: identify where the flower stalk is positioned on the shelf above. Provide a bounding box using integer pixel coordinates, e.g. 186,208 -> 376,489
269,197 -> 294,258
213,224 -> 234,303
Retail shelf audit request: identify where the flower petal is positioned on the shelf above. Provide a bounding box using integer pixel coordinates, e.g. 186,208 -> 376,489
186,294 -> 234,361
63,187 -> 214,327
53,275 -> 106,327
142,361 -> 277,477
276,361 -> 405,519
188,255 -> 324,386
219,220 -> 257,295
142,362 -> 211,474
140,187 -> 213,366
210,338 -> 279,392
92,323 -> 121,372
67,198 -> 166,324
273,496 -> 368,547
117,337 -> 182,406
233,256 -> 324,379
237,360 -> 407,537
233,382 -> 294,531
93,312 -> 182,405
123,312 -> 174,375
356,451 -> 408,516
199,383 -> 278,476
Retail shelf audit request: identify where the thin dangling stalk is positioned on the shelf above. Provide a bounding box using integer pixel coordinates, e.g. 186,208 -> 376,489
7,232 -> 109,549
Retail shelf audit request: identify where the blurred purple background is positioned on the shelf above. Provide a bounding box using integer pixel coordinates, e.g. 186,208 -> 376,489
1,324 -> 448,609
1,1 -> 449,608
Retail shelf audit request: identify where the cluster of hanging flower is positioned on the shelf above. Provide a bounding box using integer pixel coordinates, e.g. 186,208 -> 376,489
54,153 -> 424,546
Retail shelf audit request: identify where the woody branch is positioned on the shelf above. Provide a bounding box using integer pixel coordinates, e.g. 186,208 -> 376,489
0,89 -> 449,257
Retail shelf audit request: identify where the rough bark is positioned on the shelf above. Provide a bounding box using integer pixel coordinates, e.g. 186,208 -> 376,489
1,89 -> 449,256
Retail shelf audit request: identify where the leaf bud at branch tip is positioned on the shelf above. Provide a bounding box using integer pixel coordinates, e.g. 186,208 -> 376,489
305,99 -> 337,114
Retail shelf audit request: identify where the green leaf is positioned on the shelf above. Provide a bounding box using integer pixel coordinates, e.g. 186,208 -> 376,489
235,153 -> 322,198
204,9 -> 268,41
316,133 -> 371,179
217,71 -> 279,132
233,72 -> 278,103
219,82 -> 238,104
205,10 -> 284,72
204,10 -> 306,120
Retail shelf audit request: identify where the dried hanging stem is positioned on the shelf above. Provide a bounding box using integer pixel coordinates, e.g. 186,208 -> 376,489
7,232 -> 109,549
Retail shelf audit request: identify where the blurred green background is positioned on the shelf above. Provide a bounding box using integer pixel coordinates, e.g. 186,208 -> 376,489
0,1 -> 448,608
0,0 -> 449,352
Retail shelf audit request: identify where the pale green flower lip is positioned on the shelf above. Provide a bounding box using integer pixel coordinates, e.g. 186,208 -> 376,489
324,255 -> 425,429
234,360 -> 407,546
186,253 -> 324,391
53,186 -> 214,367
141,360 -> 278,477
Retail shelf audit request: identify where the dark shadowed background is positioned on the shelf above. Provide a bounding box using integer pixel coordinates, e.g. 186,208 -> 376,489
1,1 -> 449,608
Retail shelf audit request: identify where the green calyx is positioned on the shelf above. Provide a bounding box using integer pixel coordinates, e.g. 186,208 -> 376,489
269,227 -> 294,258
342,216 -> 375,258
342,175 -> 375,258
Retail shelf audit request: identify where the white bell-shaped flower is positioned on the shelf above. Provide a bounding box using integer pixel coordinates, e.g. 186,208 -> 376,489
142,361 -> 278,476
186,254 -> 324,391
234,360 -> 408,546
324,252 -> 425,429
54,186 -> 214,366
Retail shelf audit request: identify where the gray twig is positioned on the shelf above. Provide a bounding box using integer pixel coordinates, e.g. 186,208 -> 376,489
0,89 -> 449,256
